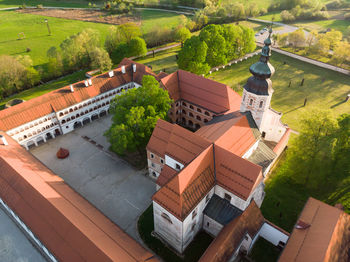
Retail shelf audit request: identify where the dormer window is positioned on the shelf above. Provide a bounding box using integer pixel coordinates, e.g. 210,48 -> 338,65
224,193 -> 232,202
175,163 -> 181,170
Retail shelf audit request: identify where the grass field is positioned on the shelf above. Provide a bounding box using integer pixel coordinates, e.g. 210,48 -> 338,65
0,10 -> 186,67
294,19 -> 350,33
0,70 -> 86,110
256,11 -> 282,22
0,0 -> 93,8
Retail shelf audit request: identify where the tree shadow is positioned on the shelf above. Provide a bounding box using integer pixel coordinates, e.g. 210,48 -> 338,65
330,100 -> 347,109
283,105 -> 304,115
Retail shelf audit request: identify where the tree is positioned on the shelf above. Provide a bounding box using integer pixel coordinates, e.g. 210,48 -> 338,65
222,24 -> 243,60
240,26 -> 256,55
331,41 -> 350,66
324,29 -> 342,50
288,28 -> 306,49
104,23 -> 141,54
177,36 -> 210,75
199,24 -> 227,66
281,10 -> 295,22
311,35 -> 330,56
88,47 -> 112,72
128,37 -> 147,57
105,75 -> 172,155
175,26 -> 191,46
277,33 -> 289,47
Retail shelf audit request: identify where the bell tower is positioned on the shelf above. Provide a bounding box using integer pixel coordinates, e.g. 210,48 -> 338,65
240,28 -> 275,130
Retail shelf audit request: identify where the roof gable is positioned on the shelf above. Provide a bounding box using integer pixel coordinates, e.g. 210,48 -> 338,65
199,201 -> 265,262
214,145 -> 263,200
152,145 -> 215,220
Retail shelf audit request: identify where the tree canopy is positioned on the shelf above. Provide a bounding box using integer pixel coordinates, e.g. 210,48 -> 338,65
105,75 -> 172,155
177,24 -> 256,74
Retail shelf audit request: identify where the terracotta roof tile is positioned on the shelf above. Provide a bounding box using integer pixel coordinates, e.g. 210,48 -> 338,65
199,201 -> 265,262
152,145 -> 215,220
156,165 -> 178,187
0,132 -> 157,262
279,197 -> 350,262
0,59 -> 158,132
196,112 -> 259,157
161,70 -> 240,113
147,119 -> 211,165
146,119 -> 173,157
214,145 -> 263,200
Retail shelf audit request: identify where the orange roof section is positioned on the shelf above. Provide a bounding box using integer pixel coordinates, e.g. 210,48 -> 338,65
147,119 -> 211,165
279,197 -> 350,262
156,165 -> 178,187
0,132 -> 158,262
196,112 -> 258,157
152,145 -> 215,220
0,59 -> 158,132
199,200 -> 265,262
161,70 -> 240,114
214,145 -> 263,200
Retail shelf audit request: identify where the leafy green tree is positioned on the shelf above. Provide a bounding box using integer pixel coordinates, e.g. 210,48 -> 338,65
331,41 -> 350,66
240,26 -> 256,55
175,26 -> 191,46
324,29 -> 342,50
288,28 -> 306,49
199,24 -> 227,67
88,47 -> 112,72
177,36 -> 210,75
222,24 -> 243,60
128,37 -> 147,57
105,75 -> 172,155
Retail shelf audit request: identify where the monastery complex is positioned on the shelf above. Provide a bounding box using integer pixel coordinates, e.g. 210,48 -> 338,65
0,32 -> 349,262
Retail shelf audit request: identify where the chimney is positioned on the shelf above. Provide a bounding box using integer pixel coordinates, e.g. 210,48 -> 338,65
84,80 -> 89,87
70,84 -> 74,92
121,65 -> 126,74
133,64 -> 136,73
108,70 -> 114,77
0,135 -> 8,146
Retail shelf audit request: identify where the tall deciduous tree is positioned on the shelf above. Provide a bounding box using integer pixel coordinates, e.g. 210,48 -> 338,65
175,26 -> 191,46
177,36 -> 210,75
128,37 -> 147,57
105,75 -> 172,155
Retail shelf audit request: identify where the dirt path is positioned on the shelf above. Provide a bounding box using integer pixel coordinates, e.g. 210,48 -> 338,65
17,8 -> 138,25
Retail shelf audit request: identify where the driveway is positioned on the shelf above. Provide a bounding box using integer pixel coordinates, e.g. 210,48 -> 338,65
30,115 -> 156,242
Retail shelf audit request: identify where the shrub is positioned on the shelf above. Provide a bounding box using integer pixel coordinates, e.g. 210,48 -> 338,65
37,4 -> 43,9
281,10 -> 295,22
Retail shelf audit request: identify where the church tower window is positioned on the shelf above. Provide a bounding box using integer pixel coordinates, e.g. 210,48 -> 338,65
259,101 -> 264,108
249,99 -> 253,106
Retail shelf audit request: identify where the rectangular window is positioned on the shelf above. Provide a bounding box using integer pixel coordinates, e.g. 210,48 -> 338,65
192,209 -> 197,219
205,194 -> 210,203
224,193 -> 232,202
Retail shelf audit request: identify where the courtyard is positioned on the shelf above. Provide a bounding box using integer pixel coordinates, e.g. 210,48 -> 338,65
30,115 -> 156,242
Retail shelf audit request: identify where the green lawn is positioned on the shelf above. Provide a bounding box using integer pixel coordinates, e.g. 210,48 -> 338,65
0,70 -> 86,110
208,53 -> 350,131
0,10 -> 111,67
138,205 -> 213,262
0,0 -> 93,8
294,19 -> 350,33
256,11 -> 282,22
249,237 -> 282,262
140,9 -> 188,35
135,46 -> 180,74
0,9 -> 186,68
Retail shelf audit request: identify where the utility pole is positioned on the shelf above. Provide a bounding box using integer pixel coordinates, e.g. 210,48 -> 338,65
44,19 -> 51,35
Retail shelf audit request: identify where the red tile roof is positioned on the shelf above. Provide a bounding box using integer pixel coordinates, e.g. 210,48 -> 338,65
152,145 -> 215,220
0,132 -> 158,262
196,112 -> 258,157
147,119 -> 211,165
161,70 -> 241,114
0,59 -> 158,132
199,200 -> 265,262
156,165 -> 178,187
214,145 -> 263,200
279,197 -> 350,262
